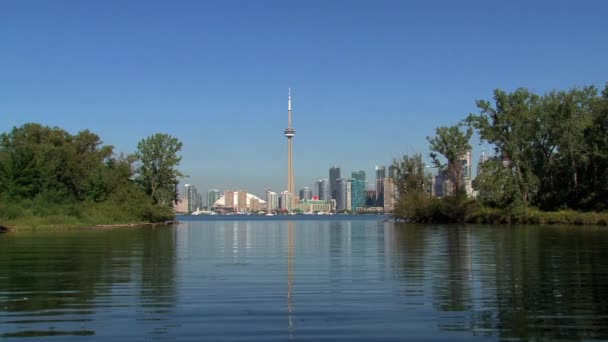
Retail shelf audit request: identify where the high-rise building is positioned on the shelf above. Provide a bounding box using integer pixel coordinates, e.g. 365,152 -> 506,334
185,184 -> 198,213
284,89 -> 296,207
375,165 -> 386,179
280,191 -> 293,212
375,166 -> 386,207
329,166 -> 341,200
316,179 -> 330,201
299,187 -> 312,201
461,149 -> 473,195
266,190 -> 279,212
365,190 -> 376,206
237,190 -> 248,212
383,178 -> 396,212
207,189 -> 220,209
224,190 -> 234,209
351,170 -> 366,182
351,179 -> 366,211
336,178 -> 353,211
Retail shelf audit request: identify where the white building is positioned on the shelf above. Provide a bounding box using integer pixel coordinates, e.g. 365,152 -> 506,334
212,192 -> 267,211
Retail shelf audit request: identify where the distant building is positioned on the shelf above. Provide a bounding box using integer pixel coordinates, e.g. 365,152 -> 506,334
351,179 -> 366,211
237,190 -> 248,212
375,166 -> 386,207
250,198 -> 260,212
207,189 -> 220,210
351,170 -> 366,182
266,190 -> 279,212
224,190 -> 235,208
329,166 -> 341,201
173,198 -> 188,213
296,199 -> 331,213
383,178 -> 396,212
214,191 -> 266,212
461,150 -> 473,195
336,178 -> 353,211
299,187 -> 312,201
365,190 -> 376,206
280,191 -> 293,212
316,179 -> 330,201
185,184 -> 198,213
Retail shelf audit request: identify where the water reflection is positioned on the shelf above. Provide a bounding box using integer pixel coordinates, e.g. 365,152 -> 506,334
0,226 -> 178,338
2,219 -> 608,341
287,221 -> 295,340
388,223 -> 608,340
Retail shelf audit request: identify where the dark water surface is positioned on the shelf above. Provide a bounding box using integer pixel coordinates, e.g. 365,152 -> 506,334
1,216 -> 608,341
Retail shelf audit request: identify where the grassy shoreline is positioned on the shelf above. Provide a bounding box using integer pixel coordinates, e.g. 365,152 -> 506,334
468,208 -> 608,226
0,217 -> 177,231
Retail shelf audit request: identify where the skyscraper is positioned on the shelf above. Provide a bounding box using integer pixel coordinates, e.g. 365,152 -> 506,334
329,166 -> 341,200
383,177 -> 396,212
352,170 -> 366,182
375,166 -> 386,207
224,190 -> 234,209
317,179 -> 330,201
336,178 -> 353,211
299,187 -> 312,201
284,89 -> 296,205
351,179 -> 366,211
185,184 -> 198,213
207,189 -> 220,209
237,190 -> 248,212
266,190 -> 279,212
280,191 -> 293,212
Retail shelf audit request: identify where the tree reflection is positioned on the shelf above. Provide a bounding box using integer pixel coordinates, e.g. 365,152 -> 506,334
0,226 -> 177,338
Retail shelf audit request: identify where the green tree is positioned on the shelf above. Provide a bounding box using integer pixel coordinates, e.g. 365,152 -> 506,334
135,133 -> 184,207
476,158 -> 521,209
391,154 -> 430,222
427,124 -> 473,199
467,89 -> 541,206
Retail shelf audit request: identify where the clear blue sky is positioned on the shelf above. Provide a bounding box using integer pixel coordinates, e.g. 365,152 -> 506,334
1,0 -> 607,198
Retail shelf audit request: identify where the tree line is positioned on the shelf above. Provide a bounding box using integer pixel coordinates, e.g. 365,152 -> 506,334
0,123 -> 183,227
392,83 -> 608,224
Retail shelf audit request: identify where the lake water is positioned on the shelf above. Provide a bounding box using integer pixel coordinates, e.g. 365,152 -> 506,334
1,216 -> 608,341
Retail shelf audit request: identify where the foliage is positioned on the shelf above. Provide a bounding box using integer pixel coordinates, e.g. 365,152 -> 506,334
134,133 -> 184,207
467,84 -> 608,211
393,82 -> 608,224
0,123 -> 178,228
391,154 -> 431,222
427,124 -> 473,198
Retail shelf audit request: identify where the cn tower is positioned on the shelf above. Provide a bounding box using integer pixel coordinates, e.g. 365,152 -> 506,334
284,88 -> 296,199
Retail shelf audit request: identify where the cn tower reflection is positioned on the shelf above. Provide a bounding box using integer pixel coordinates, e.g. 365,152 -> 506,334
287,221 -> 295,340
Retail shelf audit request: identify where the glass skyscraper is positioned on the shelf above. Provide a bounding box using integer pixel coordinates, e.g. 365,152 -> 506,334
351,170 -> 366,182
351,179 -> 366,211
329,166 -> 341,200
317,179 -> 330,201
299,187 -> 312,201
207,189 -> 220,209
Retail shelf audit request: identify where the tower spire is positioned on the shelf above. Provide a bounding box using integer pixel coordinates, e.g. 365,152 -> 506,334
284,89 -> 296,208
288,88 -> 292,127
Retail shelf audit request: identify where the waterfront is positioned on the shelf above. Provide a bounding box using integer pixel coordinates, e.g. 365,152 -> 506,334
1,217 -> 608,341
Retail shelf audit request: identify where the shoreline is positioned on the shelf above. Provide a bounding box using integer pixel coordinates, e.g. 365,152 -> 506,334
0,220 -> 178,232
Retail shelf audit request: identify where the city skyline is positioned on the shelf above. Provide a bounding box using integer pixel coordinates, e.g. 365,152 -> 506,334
2,1 -> 607,197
